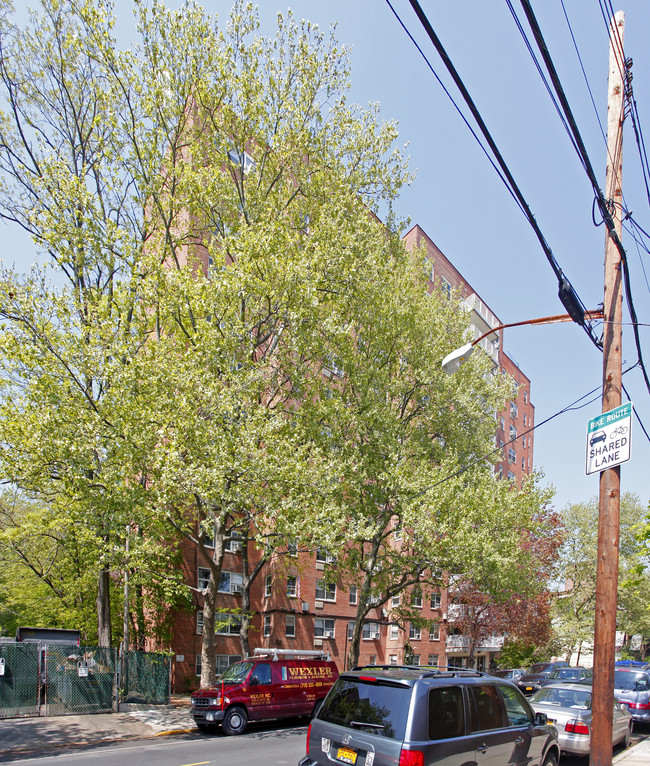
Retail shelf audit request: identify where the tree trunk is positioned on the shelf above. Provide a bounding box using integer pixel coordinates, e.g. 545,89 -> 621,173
96,564 -> 112,647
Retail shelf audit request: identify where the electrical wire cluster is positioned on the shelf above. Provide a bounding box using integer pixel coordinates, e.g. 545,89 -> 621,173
386,0 -> 650,443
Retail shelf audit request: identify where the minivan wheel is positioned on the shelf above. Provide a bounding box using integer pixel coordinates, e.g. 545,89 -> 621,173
222,705 -> 248,735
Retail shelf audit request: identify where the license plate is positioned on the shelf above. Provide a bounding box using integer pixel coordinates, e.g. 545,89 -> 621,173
336,746 -> 357,765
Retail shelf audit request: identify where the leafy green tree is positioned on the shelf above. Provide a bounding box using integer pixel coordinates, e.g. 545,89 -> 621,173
553,493 -> 648,661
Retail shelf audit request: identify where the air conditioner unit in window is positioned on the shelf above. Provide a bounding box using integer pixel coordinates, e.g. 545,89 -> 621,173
371,633 -> 380,640
232,584 -> 243,593
323,630 -> 334,639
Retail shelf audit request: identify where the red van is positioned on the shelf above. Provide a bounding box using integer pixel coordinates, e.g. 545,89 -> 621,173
190,649 -> 339,735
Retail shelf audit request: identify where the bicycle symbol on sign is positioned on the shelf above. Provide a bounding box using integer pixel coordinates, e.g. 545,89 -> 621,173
611,425 -> 628,437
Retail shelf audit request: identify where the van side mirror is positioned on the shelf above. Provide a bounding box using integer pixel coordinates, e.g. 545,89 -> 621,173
534,711 -> 548,726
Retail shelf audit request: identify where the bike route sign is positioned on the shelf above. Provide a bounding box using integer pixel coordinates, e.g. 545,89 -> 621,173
585,402 -> 633,475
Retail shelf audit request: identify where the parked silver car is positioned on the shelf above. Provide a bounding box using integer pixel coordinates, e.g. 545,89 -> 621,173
528,682 -> 632,756
613,667 -> 650,724
300,665 -> 559,766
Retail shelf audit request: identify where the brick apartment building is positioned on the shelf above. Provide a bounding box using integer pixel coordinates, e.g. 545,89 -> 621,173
166,223 -> 535,692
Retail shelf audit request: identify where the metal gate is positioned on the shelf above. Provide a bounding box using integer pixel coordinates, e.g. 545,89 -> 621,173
0,642 -> 116,718
44,645 -> 116,716
0,642 -> 41,718
121,650 -> 171,705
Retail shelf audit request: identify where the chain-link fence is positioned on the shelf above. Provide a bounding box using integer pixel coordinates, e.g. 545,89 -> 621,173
0,642 -> 41,718
44,645 -> 116,716
0,642 -> 170,719
121,650 -> 170,704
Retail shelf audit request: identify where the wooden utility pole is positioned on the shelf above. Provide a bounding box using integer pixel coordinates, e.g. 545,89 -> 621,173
591,10 -> 625,766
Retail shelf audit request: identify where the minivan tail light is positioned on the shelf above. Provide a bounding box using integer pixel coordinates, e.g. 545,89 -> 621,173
359,676 -> 377,682
399,749 -> 424,766
627,702 -> 650,710
565,720 -> 589,735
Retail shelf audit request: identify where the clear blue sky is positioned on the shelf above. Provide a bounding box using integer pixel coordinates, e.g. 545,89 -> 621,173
4,1 -> 650,513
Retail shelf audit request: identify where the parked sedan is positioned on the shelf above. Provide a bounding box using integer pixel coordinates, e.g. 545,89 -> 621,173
529,682 -> 632,756
613,667 -> 650,724
535,666 -> 592,688
516,661 -> 569,696
493,667 -> 527,681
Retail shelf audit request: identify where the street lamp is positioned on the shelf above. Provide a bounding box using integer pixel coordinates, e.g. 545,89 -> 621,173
441,311 -> 603,375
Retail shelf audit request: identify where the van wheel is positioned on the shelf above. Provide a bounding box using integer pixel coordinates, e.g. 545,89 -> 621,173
312,699 -> 323,718
541,752 -> 557,766
222,705 -> 248,735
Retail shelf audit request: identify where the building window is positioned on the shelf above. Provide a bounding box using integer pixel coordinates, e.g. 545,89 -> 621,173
522,435 -> 526,448
315,581 -> 336,602
264,575 -> 272,598
391,595 -> 400,608
393,524 -> 402,541
287,576 -> 298,597
224,531 -> 243,553
316,548 -> 336,564
508,470 -> 516,481
428,654 -> 439,667
263,614 -> 271,637
523,391 -> 528,404
389,655 -> 398,665
411,590 -> 423,608
314,618 -> 335,638
196,653 -> 241,677
348,620 -> 355,639
510,402 -> 518,419
523,413 -> 527,427
509,425 -> 517,441
349,586 -> 358,605
198,567 -> 210,591
508,447 -> 516,464
440,276 -> 451,300
362,622 -> 380,640
430,593 -> 441,609
409,623 -> 421,640
411,655 -> 420,665
429,623 -> 440,641
369,655 -> 377,665
285,614 -> 295,637
287,540 -> 298,557
390,624 -> 399,640
522,457 -> 526,470
227,147 -> 256,174
197,611 -> 242,635
219,571 -> 243,594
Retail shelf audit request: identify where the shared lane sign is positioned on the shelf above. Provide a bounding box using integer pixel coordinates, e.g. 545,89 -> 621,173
585,402 -> 633,475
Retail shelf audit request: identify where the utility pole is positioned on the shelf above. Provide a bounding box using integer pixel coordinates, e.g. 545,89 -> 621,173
591,10 -> 625,766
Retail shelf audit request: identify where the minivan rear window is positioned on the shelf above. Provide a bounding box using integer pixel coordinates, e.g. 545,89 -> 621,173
319,678 -> 410,739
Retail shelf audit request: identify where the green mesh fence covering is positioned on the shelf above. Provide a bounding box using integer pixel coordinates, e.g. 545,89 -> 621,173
0,642 -> 41,718
122,650 -> 170,704
44,645 -> 116,715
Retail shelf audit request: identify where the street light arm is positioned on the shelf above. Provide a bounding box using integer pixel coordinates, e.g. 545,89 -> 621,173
442,310 -> 604,375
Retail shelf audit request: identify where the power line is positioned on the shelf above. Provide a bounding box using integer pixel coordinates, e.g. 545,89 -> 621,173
393,0 -> 601,350
515,0 -> 650,396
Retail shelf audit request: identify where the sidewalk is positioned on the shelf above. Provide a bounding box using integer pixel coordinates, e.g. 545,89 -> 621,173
613,734 -> 650,766
0,699 -> 196,761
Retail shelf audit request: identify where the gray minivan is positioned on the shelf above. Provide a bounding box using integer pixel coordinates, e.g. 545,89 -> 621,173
299,665 -> 559,766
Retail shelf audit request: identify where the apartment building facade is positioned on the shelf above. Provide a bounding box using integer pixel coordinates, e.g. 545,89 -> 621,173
166,224 -> 535,692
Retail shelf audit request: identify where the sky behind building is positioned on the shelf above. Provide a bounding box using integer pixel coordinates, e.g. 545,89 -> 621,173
4,0 -> 650,513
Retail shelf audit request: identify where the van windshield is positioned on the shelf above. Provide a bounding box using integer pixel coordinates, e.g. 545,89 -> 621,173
220,662 -> 253,683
